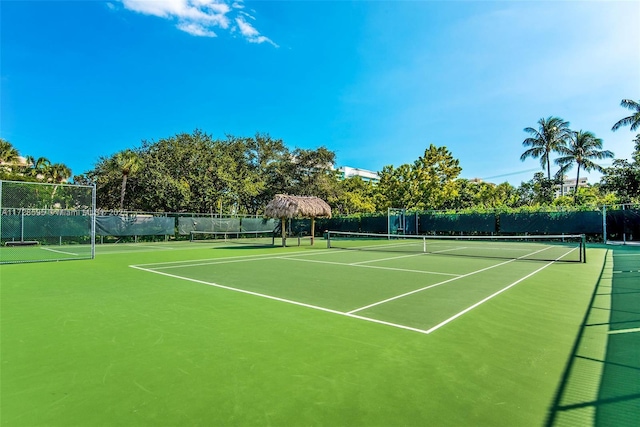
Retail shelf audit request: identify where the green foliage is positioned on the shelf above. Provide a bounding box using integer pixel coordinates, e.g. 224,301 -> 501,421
513,172 -> 560,206
376,145 -> 461,211
331,176 -> 377,215
4,115 -> 628,215
450,180 -> 517,210
0,138 -> 20,164
87,131 -> 341,214
0,139 -> 72,183
600,136 -> 640,204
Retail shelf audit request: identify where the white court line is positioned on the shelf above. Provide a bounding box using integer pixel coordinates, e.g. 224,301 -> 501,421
608,327 -> 640,335
96,245 -> 214,256
425,261 -> 556,334
347,258 -> 520,314
347,245 -> 562,314
129,264 -> 433,335
41,247 -> 79,256
278,256 -> 461,277
136,245 -> 176,250
424,247 -> 579,334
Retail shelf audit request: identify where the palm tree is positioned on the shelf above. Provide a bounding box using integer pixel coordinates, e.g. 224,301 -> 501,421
0,139 -> 20,176
25,156 -> 51,180
109,149 -> 143,210
0,138 -> 19,164
611,99 -> 640,132
46,163 -> 72,200
555,130 -> 614,196
521,116 -> 571,179
47,163 -> 72,183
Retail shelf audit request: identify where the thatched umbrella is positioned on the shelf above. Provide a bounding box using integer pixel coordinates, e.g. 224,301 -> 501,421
264,194 -> 332,246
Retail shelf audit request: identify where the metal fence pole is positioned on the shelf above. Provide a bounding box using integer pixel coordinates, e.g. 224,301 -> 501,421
0,181 -> 2,245
21,207 -> 25,242
602,205 -> 607,243
623,204 -> 627,244
91,184 -> 97,259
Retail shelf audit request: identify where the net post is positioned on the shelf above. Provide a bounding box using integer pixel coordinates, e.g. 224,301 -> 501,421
581,234 -> 587,263
423,236 -> 426,253
327,231 -> 331,248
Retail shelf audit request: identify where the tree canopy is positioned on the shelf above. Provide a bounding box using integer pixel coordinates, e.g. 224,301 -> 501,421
5,95 -> 637,214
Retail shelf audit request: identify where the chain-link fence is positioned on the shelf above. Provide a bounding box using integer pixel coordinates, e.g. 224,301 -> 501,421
0,180 -> 96,264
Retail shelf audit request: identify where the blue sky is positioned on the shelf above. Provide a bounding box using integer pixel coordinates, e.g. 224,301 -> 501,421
1,0 -> 639,185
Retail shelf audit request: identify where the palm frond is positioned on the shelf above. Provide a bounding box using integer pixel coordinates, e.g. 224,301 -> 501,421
612,99 -> 640,131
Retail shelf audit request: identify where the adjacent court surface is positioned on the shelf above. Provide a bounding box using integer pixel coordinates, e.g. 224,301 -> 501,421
1,239 -> 638,426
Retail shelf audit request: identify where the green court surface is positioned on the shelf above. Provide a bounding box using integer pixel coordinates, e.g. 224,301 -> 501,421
1,240 -> 638,426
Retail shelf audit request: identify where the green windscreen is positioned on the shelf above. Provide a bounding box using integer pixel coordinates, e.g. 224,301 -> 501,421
419,213 -> 496,233
499,211 -> 602,234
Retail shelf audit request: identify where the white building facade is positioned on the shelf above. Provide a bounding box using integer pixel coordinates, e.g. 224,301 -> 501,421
337,166 -> 380,183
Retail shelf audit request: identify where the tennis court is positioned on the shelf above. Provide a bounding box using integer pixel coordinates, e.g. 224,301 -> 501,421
1,237 -> 637,426
131,234 -> 586,335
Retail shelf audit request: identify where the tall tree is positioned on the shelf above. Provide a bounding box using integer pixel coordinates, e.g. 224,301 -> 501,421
555,130 -> 613,196
46,163 -> 72,183
0,138 -> 19,164
285,146 -> 338,200
25,156 -> 51,180
332,176 -> 376,215
601,136 -> 640,203
376,163 -> 413,210
515,172 -> 558,206
452,179 -> 516,209
230,133 -> 289,214
611,99 -> 640,132
521,116 -> 571,179
412,145 -> 462,209
376,145 -> 461,210
0,139 -> 21,179
110,149 -> 143,210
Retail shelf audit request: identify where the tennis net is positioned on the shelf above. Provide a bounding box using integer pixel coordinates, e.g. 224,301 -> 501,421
190,230 -> 275,247
326,231 -> 586,263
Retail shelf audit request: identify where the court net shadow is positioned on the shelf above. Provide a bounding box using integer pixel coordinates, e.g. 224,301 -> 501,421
546,246 -> 640,427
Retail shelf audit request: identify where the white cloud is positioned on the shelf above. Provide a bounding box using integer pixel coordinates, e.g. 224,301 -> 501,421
177,22 -> 217,37
236,15 -> 259,37
235,15 -> 278,46
120,0 -> 276,45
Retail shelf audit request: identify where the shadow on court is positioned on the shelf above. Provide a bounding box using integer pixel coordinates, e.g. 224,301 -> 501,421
546,245 -> 640,427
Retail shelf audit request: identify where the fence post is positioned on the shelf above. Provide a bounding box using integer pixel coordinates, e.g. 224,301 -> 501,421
623,204 -> 627,244
91,184 -> 96,259
0,181 -> 2,245
21,207 -> 25,242
602,205 -> 607,244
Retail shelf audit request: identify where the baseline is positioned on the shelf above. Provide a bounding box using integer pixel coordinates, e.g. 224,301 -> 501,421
40,247 -> 80,256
